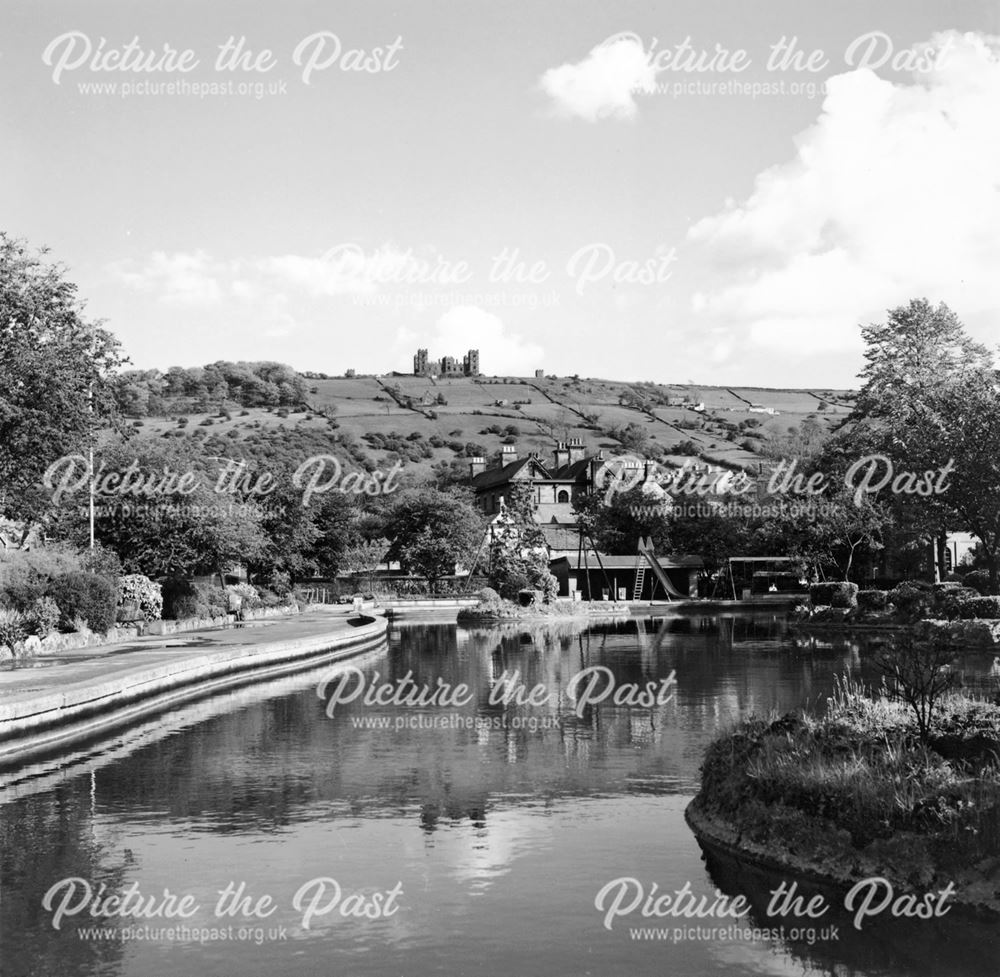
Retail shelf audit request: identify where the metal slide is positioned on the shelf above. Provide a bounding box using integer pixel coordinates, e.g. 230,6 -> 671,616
637,537 -> 689,600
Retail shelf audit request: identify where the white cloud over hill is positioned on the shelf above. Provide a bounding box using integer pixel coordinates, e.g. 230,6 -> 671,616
687,31 -> 1000,369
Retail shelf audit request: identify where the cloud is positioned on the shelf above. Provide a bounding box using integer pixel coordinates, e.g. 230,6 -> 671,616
539,32 -> 656,122
111,244 -> 452,304
256,244 -> 433,297
108,250 -> 227,305
399,307 -> 545,375
686,31 -> 1000,374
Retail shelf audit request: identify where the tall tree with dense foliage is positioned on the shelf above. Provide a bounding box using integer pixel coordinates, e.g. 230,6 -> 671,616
849,299 -> 996,581
0,235 -> 125,537
917,376 -> 1000,591
65,437 -> 268,578
382,487 -> 484,591
574,484 -> 671,555
852,298 -> 993,430
486,482 -> 556,600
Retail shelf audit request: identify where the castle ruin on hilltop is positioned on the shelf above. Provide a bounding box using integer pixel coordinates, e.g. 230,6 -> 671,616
413,348 -> 480,377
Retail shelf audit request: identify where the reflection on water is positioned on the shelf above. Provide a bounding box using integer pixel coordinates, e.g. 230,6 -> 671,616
0,613 -> 996,977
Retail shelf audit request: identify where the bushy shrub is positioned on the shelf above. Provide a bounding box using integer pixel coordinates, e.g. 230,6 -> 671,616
476,587 -> 500,602
936,586 -> 981,620
25,597 -> 60,637
161,577 -> 202,621
962,570 -> 994,596
0,608 -> 27,649
0,544 -> 87,610
227,583 -> 263,610
536,571 -> 559,604
887,580 -> 935,620
809,582 -> 859,608
955,596 -> 1000,620
117,574 -> 163,621
266,570 -> 293,598
197,584 -> 230,618
47,572 -> 118,633
0,575 -> 47,611
857,590 -> 888,612
80,543 -> 123,581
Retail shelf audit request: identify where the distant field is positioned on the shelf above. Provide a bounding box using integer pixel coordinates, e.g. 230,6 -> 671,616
127,374 -> 855,476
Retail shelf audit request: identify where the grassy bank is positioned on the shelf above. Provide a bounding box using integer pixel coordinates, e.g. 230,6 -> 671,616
690,679 -> 1000,909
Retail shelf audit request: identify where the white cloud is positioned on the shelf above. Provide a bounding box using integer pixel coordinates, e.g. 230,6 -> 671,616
400,306 -> 545,376
256,244 -> 428,297
539,32 -> 656,122
686,31 -> 1000,374
108,250 -> 226,305
111,244 -> 453,304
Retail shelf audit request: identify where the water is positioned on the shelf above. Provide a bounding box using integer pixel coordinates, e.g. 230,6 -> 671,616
0,613 -> 997,977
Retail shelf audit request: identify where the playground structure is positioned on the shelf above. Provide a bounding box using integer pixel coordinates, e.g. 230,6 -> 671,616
633,537 -> 688,601
725,556 -> 813,600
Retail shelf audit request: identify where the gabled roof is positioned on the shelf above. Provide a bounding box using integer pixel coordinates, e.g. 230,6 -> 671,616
470,457 -> 549,491
547,458 -> 594,483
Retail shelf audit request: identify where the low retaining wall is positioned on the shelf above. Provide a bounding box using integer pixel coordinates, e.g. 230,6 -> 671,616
383,598 -> 481,619
0,614 -> 388,767
9,606 -> 303,659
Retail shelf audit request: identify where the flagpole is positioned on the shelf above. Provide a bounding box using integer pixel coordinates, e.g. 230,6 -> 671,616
89,382 -> 95,549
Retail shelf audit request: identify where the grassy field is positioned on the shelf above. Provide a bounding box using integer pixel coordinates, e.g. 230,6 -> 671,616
127,374 -> 856,476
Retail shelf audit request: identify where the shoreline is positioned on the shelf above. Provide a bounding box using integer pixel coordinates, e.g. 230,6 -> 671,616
684,798 -> 1000,920
0,611 -> 389,768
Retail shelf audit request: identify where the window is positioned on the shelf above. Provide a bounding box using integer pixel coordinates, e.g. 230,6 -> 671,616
557,490 -> 570,504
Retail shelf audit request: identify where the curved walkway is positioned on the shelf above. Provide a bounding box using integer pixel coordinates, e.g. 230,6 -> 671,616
0,608 -> 389,766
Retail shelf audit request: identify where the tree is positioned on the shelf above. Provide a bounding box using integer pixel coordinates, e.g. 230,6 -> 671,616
920,376 -> 1000,592
670,506 -> 752,595
849,299 -> 995,581
0,235 -> 126,536
574,484 -> 671,555
853,298 -> 993,430
876,634 -> 956,742
340,538 -> 389,593
754,488 -> 892,582
383,488 -> 484,591
487,482 -> 554,600
68,437 -> 268,578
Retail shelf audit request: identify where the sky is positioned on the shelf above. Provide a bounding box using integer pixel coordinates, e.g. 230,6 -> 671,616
2,0 -> 998,388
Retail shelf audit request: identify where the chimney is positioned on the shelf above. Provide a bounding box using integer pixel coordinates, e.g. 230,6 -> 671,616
567,437 -> 586,464
501,444 -> 518,465
469,457 -> 486,478
553,441 -> 570,470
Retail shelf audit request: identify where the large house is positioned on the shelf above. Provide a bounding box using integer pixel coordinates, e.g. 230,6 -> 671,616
468,438 -> 609,523
468,440 -> 707,598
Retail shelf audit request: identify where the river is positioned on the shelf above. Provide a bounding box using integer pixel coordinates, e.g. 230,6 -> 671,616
1,613 -> 997,976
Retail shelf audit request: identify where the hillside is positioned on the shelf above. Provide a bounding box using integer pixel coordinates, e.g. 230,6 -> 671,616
118,368 -> 855,479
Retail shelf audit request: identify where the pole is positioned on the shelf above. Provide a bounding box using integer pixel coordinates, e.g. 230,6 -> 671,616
88,383 -> 95,550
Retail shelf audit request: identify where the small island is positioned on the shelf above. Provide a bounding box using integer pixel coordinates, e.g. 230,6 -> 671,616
687,656 -> 1000,916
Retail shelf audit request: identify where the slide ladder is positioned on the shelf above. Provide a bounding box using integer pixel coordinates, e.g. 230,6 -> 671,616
632,562 -> 647,600
637,537 -> 688,601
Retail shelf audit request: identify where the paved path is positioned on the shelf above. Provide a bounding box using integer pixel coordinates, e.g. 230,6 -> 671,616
0,609 -> 389,764
0,607 -> 367,707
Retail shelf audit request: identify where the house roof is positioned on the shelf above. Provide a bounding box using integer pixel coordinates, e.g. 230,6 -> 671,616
550,553 -> 704,570
470,457 -> 547,491
547,458 -> 594,483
